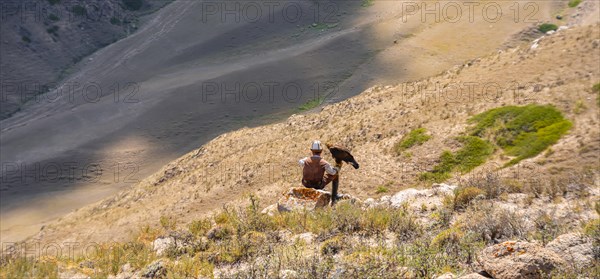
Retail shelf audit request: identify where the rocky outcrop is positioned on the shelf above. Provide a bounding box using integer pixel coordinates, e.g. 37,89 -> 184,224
546,233 -> 595,269
276,187 -> 332,212
478,241 -> 565,279
366,183 -> 457,209
141,260 -> 167,278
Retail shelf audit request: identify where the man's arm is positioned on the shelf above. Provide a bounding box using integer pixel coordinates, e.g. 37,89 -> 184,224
324,162 -> 339,175
298,157 -> 307,167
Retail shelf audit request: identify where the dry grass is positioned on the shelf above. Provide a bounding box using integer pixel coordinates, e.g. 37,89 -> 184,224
10,24 -> 599,262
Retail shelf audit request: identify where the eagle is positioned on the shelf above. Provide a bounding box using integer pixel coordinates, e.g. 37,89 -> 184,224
325,143 -> 359,169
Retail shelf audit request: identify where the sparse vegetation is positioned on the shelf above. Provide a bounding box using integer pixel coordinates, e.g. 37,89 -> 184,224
574,99 -> 587,114
110,17 -> 122,26
470,105 -> 572,166
298,97 -> 323,111
1,190 -> 596,278
361,0 -> 374,7
453,186 -> 485,210
47,0 -> 60,5
395,128 -> 431,153
46,26 -> 59,37
123,0 -> 145,11
48,14 -> 60,21
420,136 -> 494,182
376,185 -> 389,194
72,5 -> 87,16
593,83 -> 600,106
539,23 -> 558,33
568,0 -> 582,8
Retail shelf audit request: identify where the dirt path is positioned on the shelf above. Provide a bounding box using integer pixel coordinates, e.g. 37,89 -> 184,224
0,0 -> 564,243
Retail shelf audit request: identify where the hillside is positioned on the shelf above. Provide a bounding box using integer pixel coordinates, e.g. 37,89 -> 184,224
1,3 -> 599,279
16,20 -> 599,249
0,0 -> 172,119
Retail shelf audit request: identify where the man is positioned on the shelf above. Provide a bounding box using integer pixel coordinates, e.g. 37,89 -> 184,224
298,140 -> 341,190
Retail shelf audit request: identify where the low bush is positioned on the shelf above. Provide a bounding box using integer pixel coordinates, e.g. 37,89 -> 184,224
395,128 -> 432,153
453,187 -> 485,210
568,0 -> 582,8
420,136 -> 494,182
538,23 -> 558,33
470,105 -> 572,166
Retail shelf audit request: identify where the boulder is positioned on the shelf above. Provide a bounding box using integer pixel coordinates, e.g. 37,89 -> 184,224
435,272 -> 456,279
141,260 -> 167,278
277,187 -> 332,212
152,232 -> 195,256
478,241 -> 565,279
458,273 -> 490,279
261,204 -> 278,216
291,232 -> 317,245
546,233 -> 594,268
152,236 -> 175,257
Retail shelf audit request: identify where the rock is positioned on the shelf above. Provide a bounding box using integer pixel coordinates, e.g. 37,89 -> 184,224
142,260 -> 167,278
261,204 -> 278,216
207,225 -> 233,240
152,236 -> 175,257
291,232 -> 317,245
111,263 -> 139,279
390,188 -> 423,207
432,183 -> 458,195
277,187 -> 332,212
458,273 -> 490,279
279,269 -> 298,279
478,241 -> 565,279
363,198 -> 378,208
546,30 -> 555,35
389,184 -> 457,208
556,15 -> 563,20
546,233 -> 594,268
435,272 -> 456,279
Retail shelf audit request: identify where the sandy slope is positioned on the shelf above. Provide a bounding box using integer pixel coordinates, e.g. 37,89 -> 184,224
0,0 -> 581,243
19,19 -> 600,250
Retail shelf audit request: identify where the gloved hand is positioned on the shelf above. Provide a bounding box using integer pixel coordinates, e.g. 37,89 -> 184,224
334,162 -> 342,173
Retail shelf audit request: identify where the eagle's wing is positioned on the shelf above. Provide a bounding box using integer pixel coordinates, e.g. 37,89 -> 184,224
326,144 -> 359,169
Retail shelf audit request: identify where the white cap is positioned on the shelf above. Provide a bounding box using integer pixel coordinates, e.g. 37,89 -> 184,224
310,140 -> 323,151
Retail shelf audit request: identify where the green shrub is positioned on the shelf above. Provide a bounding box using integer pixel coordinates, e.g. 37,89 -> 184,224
583,219 -> 599,237
395,128 -> 431,153
420,136 -> 494,182
593,83 -> 600,107
159,215 -> 176,230
110,17 -> 122,25
299,97 -> 323,111
72,5 -> 87,16
123,0 -> 145,11
21,36 -> 31,43
568,0 -> 582,8
470,105 -> 571,166
46,26 -> 59,36
189,219 -> 211,236
454,187 -> 485,210
376,186 -> 389,194
47,0 -> 60,5
361,0 -> 374,7
320,236 -> 344,255
48,14 -> 60,21
538,23 -> 558,33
